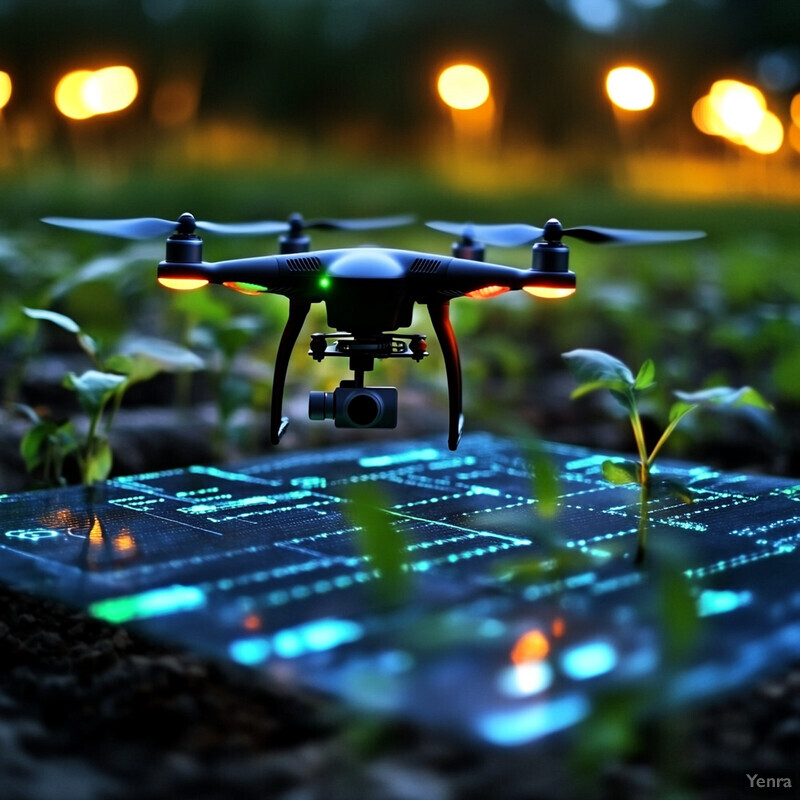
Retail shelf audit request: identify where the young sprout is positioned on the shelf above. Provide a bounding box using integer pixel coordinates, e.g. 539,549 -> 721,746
22,307 -> 203,486
563,348 -> 772,563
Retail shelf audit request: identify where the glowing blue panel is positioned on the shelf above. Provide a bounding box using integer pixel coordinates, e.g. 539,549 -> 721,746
273,618 -> 363,659
358,448 -> 439,468
229,637 -> 271,666
697,589 -> 753,617
89,585 -> 206,624
561,641 -> 618,680
475,694 -> 590,746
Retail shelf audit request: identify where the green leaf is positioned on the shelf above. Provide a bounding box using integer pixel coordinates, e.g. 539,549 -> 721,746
345,483 -> 408,608
85,438 -> 113,484
106,336 -> 204,385
633,359 -> 656,390
63,370 -> 127,416
668,399 -> 695,423
569,378 -> 631,401
20,423 -> 53,471
602,459 -> 640,485
24,307 -> 81,334
563,349 -> 636,388
528,442 -> 560,519
673,385 -> 773,411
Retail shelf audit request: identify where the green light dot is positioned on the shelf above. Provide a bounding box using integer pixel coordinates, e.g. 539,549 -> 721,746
318,276 -> 331,289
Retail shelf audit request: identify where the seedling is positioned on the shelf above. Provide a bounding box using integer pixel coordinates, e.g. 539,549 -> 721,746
563,348 -> 772,563
21,307 -> 203,486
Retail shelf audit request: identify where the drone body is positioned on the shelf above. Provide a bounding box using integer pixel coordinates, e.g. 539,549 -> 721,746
43,212 -> 703,450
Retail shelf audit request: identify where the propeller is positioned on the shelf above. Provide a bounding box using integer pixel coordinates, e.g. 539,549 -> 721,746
426,218 -> 706,247
43,212 -> 415,240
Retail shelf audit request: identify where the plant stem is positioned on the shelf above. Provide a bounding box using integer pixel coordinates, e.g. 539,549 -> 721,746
647,404 -> 697,469
635,481 -> 650,566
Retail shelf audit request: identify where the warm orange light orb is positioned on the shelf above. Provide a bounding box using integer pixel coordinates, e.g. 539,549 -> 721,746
606,66 -> 655,111
693,79 -> 782,153
743,110 -> 783,154
0,71 -> 12,111
523,286 -> 576,300
55,70 -> 95,119
54,65 -> 138,120
465,285 -> 510,300
158,277 -> 209,291
511,629 -> 550,664
708,79 -> 765,138
437,64 -> 491,110
84,66 -> 138,115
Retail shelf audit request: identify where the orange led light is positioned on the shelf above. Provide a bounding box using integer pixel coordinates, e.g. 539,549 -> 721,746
158,277 -> 209,291
223,281 -> 267,295
243,613 -> 262,631
511,629 -> 550,664
465,285 -> 510,299
523,286 -> 576,299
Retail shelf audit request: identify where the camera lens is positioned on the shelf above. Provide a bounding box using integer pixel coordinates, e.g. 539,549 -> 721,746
308,391 -> 334,420
345,392 -> 381,426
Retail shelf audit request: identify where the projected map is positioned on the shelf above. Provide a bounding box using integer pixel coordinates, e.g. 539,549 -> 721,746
1,433 -> 799,746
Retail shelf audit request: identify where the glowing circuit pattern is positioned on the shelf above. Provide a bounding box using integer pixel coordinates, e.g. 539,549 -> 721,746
0,433 -> 798,746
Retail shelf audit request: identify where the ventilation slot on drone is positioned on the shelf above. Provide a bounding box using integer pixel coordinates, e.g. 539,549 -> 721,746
286,256 -> 322,272
409,258 -> 442,274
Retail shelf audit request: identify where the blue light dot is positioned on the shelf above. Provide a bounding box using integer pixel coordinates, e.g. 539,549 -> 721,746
561,641 -> 618,680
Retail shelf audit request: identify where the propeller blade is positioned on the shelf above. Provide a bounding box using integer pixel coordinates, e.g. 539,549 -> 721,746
194,220 -> 290,236
42,216 -> 178,239
304,214 -> 415,231
426,221 -> 544,247
563,226 -> 706,245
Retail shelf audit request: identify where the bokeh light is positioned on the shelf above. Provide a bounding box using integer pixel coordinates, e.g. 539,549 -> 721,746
743,110 -> 784,154
55,70 -> 96,120
708,79 -> 765,138
0,71 -> 12,111
84,66 -> 138,115
55,66 -> 138,120
693,79 -> 783,154
437,64 -> 491,110
606,66 -> 655,111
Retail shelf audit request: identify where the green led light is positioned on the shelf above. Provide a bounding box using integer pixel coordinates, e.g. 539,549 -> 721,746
318,275 -> 331,290
89,585 -> 205,624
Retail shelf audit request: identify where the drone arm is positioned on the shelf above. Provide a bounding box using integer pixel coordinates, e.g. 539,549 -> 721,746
427,301 -> 463,451
271,299 -> 311,444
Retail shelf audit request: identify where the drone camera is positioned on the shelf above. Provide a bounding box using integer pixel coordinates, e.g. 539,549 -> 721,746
309,384 -> 398,429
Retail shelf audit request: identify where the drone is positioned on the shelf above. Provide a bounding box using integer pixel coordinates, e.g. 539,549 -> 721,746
42,212 -> 704,450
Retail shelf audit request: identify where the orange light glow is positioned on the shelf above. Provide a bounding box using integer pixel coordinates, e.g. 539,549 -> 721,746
437,64 -> 491,110
158,277 -> 209,291
114,532 -> 136,553
708,79 -> 765,138
0,71 -> 12,111
243,613 -> 262,631
551,617 -> 565,638
89,516 -> 104,545
54,65 -> 138,120
223,281 -> 267,295
465,285 -> 510,299
791,94 -> 800,127
606,66 -> 655,111
84,66 -> 138,115
694,79 -> 783,154
523,286 -> 576,299
511,629 -> 550,664
743,110 -> 784,154
55,70 -> 96,119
